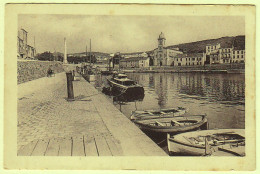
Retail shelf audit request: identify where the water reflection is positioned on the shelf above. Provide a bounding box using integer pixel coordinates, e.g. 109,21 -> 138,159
93,73 -> 245,129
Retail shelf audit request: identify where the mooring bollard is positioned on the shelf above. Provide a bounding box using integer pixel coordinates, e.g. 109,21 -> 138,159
66,71 -> 74,101
72,70 -> 75,81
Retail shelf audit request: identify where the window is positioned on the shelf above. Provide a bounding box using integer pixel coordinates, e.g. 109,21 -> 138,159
237,55 -> 239,58
192,58 -> 195,61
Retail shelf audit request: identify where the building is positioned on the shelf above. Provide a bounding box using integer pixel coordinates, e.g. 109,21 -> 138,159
152,32 -> 183,66
120,57 -> 150,69
17,28 -> 36,59
232,48 -> 245,63
205,43 -> 245,64
172,53 -> 205,66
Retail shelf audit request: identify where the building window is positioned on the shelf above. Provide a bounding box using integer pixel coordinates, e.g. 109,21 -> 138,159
192,58 -> 195,61
237,55 -> 239,58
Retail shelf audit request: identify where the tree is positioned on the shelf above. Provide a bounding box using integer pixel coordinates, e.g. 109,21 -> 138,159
36,52 -> 54,61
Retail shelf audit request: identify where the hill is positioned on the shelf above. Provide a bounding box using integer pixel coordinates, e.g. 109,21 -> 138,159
165,35 -> 245,53
69,52 -> 110,58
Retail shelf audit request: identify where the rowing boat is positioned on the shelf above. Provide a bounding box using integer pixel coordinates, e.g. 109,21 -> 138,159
132,115 -> 207,134
130,107 -> 186,120
167,129 -> 245,156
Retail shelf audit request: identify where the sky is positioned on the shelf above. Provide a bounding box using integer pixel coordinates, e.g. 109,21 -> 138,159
18,15 -> 245,54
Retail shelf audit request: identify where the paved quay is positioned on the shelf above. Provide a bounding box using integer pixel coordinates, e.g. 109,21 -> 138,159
17,71 -> 166,156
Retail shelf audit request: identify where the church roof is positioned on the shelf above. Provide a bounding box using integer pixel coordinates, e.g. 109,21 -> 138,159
158,32 -> 166,40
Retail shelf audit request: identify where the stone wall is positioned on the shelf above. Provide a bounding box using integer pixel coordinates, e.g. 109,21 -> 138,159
18,60 -> 64,84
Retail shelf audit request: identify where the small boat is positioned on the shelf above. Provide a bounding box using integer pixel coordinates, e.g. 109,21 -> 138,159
167,129 -> 245,156
132,115 -> 207,134
107,73 -> 144,100
130,107 -> 186,120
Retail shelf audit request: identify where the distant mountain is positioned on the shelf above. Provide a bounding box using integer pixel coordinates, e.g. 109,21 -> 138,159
165,35 -> 245,53
69,52 -> 110,57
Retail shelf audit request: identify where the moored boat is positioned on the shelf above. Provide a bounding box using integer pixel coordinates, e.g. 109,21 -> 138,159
167,129 -> 245,156
107,73 -> 144,100
132,115 -> 207,134
130,107 -> 186,120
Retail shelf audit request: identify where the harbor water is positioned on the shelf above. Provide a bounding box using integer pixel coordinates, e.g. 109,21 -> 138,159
91,73 -> 245,153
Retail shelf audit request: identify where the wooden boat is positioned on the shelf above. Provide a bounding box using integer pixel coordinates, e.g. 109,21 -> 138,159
132,115 -> 207,134
130,107 -> 186,120
107,73 -> 144,100
167,129 -> 245,156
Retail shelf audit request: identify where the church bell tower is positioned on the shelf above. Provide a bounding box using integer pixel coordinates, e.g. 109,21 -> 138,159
158,32 -> 166,51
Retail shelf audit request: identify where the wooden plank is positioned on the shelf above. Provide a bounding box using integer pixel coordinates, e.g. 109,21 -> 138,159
45,138 -> 59,156
17,140 -> 38,156
59,137 -> 72,156
72,136 -> 85,156
84,136 -> 98,156
31,139 -> 49,156
95,136 -> 112,156
105,136 -> 123,156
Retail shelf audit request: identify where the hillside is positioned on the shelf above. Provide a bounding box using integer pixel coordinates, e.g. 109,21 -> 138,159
165,35 -> 245,53
69,52 -> 110,57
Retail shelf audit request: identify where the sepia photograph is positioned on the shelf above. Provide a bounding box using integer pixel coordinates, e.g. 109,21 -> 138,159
3,3 -> 256,171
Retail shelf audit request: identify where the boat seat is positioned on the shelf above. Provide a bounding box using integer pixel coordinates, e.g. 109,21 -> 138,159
171,120 -> 181,126
155,121 -> 164,126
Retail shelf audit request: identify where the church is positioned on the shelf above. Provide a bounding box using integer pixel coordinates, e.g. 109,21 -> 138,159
152,32 -> 183,66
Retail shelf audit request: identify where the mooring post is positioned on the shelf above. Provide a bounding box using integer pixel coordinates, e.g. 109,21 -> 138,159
66,71 -> 74,101
72,70 -> 75,81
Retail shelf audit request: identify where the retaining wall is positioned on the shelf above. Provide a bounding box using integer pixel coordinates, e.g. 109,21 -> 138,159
17,60 -> 64,84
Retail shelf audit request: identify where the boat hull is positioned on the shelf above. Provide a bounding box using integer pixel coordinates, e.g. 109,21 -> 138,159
167,129 -> 245,156
107,78 -> 145,101
132,115 -> 208,134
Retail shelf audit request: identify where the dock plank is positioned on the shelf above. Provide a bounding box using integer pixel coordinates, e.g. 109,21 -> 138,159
17,140 -> 38,156
95,135 -> 112,156
84,136 -> 98,156
105,136 -> 123,156
45,138 -> 59,156
59,137 -> 72,156
31,139 -> 49,156
72,136 -> 85,156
